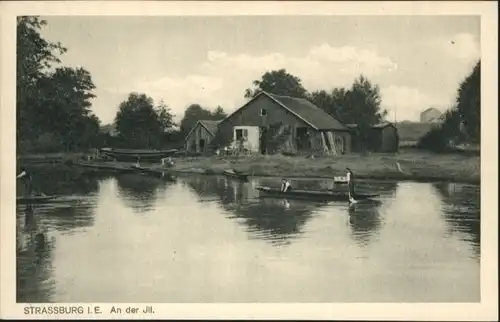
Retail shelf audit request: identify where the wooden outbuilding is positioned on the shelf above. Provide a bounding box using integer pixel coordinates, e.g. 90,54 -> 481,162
184,120 -> 222,154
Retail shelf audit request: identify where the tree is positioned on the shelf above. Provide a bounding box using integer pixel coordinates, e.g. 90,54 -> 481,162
179,104 -> 227,136
456,60 -> 480,143
114,93 -> 176,148
35,67 -> 98,150
244,69 -> 308,99
17,16 -> 66,147
16,16 -> 101,152
155,100 -> 176,132
212,106 -> 227,119
308,87 -> 349,122
418,60 -> 481,151
345,75 -> 387,125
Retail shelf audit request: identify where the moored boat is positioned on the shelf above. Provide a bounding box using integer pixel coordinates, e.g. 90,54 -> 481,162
17,195 -> 58,204
99,148 -> 178,162
223,169 -> 249,182
255,186 -> 378,202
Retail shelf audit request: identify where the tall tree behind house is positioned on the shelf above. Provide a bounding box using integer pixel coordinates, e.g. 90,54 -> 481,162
179,104 -> 227,137
244,69 -> 308,99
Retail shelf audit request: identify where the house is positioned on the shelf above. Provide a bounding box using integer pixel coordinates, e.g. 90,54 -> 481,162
420,107 -> 443,123
347,122 -> 399,153
184,120 -> 222,154
211,91 -> 352,155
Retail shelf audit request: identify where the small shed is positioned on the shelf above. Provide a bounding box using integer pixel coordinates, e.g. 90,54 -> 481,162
347,122 -> 399,153
369,122 -> 399,153
184,120 -> 222,154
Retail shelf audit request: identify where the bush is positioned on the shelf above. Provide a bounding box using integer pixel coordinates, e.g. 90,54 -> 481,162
417,126 -> 451,152
18,132 -> 66,153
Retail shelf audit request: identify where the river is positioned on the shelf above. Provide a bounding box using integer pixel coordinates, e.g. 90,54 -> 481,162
16,165 -> 480,303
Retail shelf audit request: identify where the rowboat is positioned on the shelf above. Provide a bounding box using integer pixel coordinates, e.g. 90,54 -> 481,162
17,195 -> 58,204
99,148 -> 178,162
77,162 -> 136,173
223,169 -> 249,182
255,186 -> 378,202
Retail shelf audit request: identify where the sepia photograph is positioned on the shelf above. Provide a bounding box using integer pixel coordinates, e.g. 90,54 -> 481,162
1,1 -> 497,320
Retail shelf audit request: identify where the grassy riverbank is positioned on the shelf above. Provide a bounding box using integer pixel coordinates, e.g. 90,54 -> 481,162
162,150 -> 479,184
19,149 -> 480,184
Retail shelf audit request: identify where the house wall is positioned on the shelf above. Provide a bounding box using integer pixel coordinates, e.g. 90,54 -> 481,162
185,123 -> 215,154
213,94 -> 309,148
233,125 -> 260,152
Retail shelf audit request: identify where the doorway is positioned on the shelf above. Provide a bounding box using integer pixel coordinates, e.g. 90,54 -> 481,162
199,139 -> 205,152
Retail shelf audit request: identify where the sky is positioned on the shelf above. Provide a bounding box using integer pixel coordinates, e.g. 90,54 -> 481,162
39,15 -> 480,125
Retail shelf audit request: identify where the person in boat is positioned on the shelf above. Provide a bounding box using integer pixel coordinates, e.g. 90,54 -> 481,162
17,167 -> 33,196
346,167 -> 356,201
281,178 -> 292,192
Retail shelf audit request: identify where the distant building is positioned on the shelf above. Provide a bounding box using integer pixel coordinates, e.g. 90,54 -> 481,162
100,124 -> 118,137
211,91 -> 352,155
184,120 -> 222,154
420,108 -> 443,123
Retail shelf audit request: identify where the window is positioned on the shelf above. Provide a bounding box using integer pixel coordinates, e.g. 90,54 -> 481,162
235,129 -> 248,141
260,108 -> 267,116
235,129 -> 243,140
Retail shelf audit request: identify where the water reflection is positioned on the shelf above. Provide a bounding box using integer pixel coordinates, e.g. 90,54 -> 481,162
17,205 -> 56,303
347,200 -> 383,247
433,182 -> 480,258
32,202 -> 96,233
184,176 -> 329,246
15,167 -> 481,303
16,165 -> 112,196
115,174 -> 169,213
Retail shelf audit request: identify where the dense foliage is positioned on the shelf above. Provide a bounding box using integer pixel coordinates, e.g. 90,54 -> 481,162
114,94 -> 177,149
418,61 -> 480,151
244,69 -> 308,99
179,104 -> 227,136
17,16 -> 100,153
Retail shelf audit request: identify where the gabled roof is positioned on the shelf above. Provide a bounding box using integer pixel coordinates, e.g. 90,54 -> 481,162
421,107 -> 441,114
198,120 -> 221,136
185,119 -> 223,140
266,93 -> 348,131
219,91 -> 348,131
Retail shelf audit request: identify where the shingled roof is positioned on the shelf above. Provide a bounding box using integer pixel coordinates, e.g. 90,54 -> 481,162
198,120 -> 221,136
265,92 -> 348,131
185,119 -> 222,141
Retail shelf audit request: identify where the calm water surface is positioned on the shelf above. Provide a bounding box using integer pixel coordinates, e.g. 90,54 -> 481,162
16,166 -> 480,303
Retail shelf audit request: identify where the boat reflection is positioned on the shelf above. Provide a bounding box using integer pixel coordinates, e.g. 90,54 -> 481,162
183,176 -> 327,246
115,173 -> 170,213
347,199 -> 383,248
